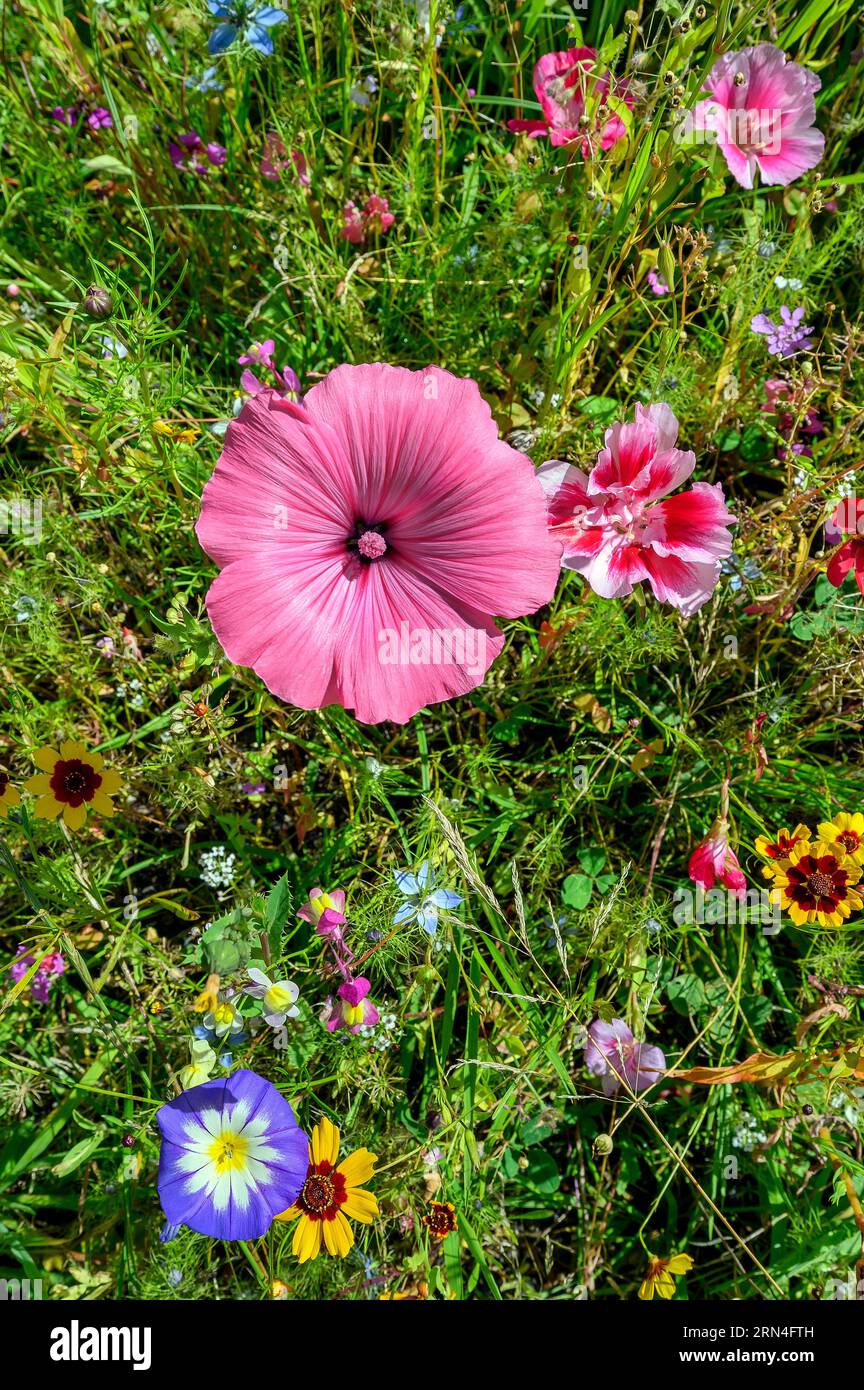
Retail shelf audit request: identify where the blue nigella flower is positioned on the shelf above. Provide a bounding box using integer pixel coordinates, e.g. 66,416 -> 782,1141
392,860 -> 463,936
185,65 -> 224,92
156,1069 -> 308,1239
207,2 -> 287,57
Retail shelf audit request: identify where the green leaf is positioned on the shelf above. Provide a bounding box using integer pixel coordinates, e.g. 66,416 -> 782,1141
562,873 -> 594,909
52,1128 -> 106,1178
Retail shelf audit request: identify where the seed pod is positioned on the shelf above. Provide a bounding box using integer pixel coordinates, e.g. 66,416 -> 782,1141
83,284 -> 113,318
593,1133 -> 614,1156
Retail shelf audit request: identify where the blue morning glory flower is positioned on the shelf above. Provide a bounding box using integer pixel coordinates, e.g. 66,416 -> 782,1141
393,860 -> 463,936
157,1069 -> 308,1240
207,2 -> 287,57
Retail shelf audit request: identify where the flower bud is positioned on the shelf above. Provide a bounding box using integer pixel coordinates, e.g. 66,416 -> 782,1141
83,285 -> 113,318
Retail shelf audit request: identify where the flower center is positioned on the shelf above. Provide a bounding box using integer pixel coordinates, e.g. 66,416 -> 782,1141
347,520 -> 388,563
301,1172 -> 335,1213
50,758 -> 102,807
208,1130 -> 249,1173
807,871 -> 834,897
838,831 -> 860,852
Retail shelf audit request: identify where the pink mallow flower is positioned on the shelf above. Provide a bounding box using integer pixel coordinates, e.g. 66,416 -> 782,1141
195,363 -> 561,724
585,1019 -> 666,1097
688,817 -> 747,898
507,46 -> 632,155
537,403 -> 735,616
691,44 -> 823,189
320,976 -> 379,1034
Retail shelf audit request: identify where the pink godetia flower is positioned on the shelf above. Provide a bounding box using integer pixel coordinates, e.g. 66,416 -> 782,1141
538,403 -> 736,616
585,1019 -> 666,1097
340,196 -> 394,244
506,46 -> 632,155
690,45 -> 823,189
260,134 -> 310,184
237,339 -> 301,402
688,817 -> 747,898
826,497 -> 864,597
195,363 -> 561,724
320,976 -> 379,1034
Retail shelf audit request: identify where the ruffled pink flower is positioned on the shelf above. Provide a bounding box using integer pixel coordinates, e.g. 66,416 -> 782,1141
340,196 -> 393,244
507,46 -> 631,155
538,403 -> 735,616
585,1019 -> 666,1097
688,817 -> 747,898
691,44 -> 823,189
341,200 -> 365,243
320,976 -> 379,1034
195,363 -> 561,724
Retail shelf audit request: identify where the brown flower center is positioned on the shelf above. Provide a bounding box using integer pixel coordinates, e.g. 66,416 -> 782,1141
838,831 -> 860,853
50,758 -> 102,807
806,871 -> 834,898
301,1173 -> 335,1213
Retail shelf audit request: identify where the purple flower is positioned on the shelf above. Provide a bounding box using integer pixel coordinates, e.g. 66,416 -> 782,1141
750,305 -> 815,358
9,945 -> 65,1003
647,268 -> 670,296
157,1069 -> 308,1240
260,135 -> 310,185
50,105 -> 81,127
87,107 -> 113,130
238,340 -> 301,401
207,142 -> 227,166
584,1018 -> 666,1097
170,131 -> 225,173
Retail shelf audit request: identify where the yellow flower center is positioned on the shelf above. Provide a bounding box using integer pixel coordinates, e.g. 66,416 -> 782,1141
209,1130 -> 249,1173
264,984 -> 292,1012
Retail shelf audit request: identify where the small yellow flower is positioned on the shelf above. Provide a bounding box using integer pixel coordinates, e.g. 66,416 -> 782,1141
25,741 -> 122,831
817,812 -> 864,866
0,771 -> 21,819
270,1280 -> 289,1300
274,1115 -> 378,1264
638,1251 -> 694,1300
153,420 -> 199,444
754,824 -> 811,878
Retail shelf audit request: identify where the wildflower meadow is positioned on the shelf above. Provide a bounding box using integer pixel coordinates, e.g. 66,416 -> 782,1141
2,0 -> 864,1337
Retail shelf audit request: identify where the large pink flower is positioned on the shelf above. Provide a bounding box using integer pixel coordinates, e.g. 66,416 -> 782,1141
507,46 -> 631,154
196,364 -> 561,724
688,817 -> 747,899
537,403 -> 735,615
691,45 -> 823,189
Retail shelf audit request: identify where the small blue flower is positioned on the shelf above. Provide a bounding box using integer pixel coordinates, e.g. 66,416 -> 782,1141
392,860 -> 463,937
185,65 -> 224,92
207,2 -> 287,58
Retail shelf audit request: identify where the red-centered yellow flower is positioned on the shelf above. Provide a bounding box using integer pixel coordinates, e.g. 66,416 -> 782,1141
0,771 -> 21,819
25,741 -> 122,831
769,840 -> 863,927
274,1116 -> 377,1264
421,1200 -> 457,1241
638,1251 -> 694,1300
754,824 -> 811,878
817,812 -> 864,867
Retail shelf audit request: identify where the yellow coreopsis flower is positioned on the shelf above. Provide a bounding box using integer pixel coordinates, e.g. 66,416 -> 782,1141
817,812 -> 864,867
274,1115 -> 378,1264
754,823 -> 811,878
638,1251 -> 694,1300
769,840 -> 863,927
25,741 -> 122,831
0,771 -> 21,818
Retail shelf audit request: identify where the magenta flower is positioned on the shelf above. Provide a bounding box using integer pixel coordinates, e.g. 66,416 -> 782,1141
260,134 -> 310,184
169,131 -> 225,173
688,818 -> 747,898
320,976 -> 379,1034
9,945 -> 65,1003
340,196 -> 395,245
538,403 -> 735,616
506,46 -> 631,155
827,499 -> 864,597
195,364 -> 561,724
691,45 -> 823,189
647,268 -> 670,296
87,107 -> 113,130
237,339 -> 301,401
585,1019 -> 666,1097
297,886 -> 347,925
50,105 -> 81,127
750,306 -> 815,359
